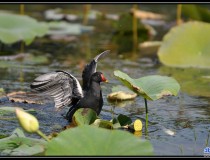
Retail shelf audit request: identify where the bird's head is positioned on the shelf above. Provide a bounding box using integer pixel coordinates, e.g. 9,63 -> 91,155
91,72 -> 108,83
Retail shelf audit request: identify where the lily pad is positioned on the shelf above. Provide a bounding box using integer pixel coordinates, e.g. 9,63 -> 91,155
114,70 -> 180,100
157,21 -> 210,68
92,119 -> 113,129
0,106 -> 36,116
108,85 -> 137,101
0,13 -> 48,45
109,118 -> 121,129
0,128 -> 46,156
72,108 -> 97,125
117,114 -> 132,126
45,125 -> 153,156
107,91 -> 137,101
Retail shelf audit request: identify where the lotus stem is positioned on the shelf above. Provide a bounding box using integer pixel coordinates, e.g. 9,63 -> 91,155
20,4 -> 25,15
144,98 -> 148,114
132,4 -> 138,56
83,4 -> 91,25
144,98 -> 149,135
176,4 -> 182,25
36,130 -> 50,142
145,113 -> 149,138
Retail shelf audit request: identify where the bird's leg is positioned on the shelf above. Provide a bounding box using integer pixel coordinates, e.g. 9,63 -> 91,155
65,106 -> 78,122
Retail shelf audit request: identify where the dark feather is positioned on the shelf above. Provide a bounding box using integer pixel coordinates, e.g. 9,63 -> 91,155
82,50 -> 110,91
30,71 -> 83,110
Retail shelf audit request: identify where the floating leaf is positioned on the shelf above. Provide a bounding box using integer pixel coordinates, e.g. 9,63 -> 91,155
109,118 -> 121,129
45,125 -> 153,156
0,13 -> 48,45
117,114 -> 132,126
0,128 -> 46,156
72,108 -> 97,125
0,106 -> 36,116
114,70 -> 180,100
0,107 -> 16,113
157,21 -> 210,68
107,91 -> 137,101
139,41 -> 162,56
108,85 -> 137,101
92,119 -> 113,129
7,91 -> 53,105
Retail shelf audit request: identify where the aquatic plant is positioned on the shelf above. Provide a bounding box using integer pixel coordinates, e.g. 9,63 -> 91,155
113,70 -> 180,128
0,13 -> 48,46
157,21 -> 210,69
0,106 -> 153,156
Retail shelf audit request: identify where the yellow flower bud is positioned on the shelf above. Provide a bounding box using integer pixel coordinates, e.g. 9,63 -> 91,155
134,119 -> 142,131
15,108 -> 39,133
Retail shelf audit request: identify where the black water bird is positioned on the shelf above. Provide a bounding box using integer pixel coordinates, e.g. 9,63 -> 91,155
30,50 -> 109,122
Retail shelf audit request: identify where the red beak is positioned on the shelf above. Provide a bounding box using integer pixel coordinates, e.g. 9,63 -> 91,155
101,74 -> 108,82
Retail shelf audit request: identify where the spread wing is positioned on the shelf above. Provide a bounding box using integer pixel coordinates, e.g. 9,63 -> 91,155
30,70 -> 83,110
82,50 -> 110,91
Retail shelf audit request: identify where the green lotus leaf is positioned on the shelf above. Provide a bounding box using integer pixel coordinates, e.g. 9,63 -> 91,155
159,66 -> 210,97
0,107 -> 36,115
109,118 -> 121,129
114,70 -> 180,100
0,128 -> 46,156
157,21 -> 210,68
72,108 -> 97,125
0,13 -> 48,45
45,125 -> 153,156
117,114 -> 132,126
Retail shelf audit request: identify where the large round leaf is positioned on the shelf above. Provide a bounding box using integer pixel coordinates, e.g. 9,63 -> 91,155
114,70 -> 180,100
157,21 -> 210,68
159,66 -> 210,97
45,125 -> 153,155
0,13 -> 48,45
